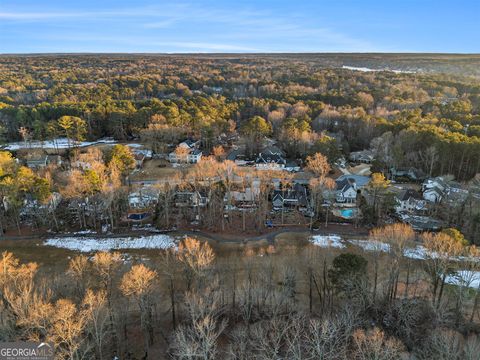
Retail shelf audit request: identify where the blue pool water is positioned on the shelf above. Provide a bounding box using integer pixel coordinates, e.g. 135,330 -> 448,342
340,209 -> 354,218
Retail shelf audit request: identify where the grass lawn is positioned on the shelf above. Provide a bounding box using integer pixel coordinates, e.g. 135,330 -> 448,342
130,159 -> 188,181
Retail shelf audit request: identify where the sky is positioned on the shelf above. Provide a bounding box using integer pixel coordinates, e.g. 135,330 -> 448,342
0,0 -> 479,54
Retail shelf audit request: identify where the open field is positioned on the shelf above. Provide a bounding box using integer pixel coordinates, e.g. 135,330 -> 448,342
130,159 -> 186,181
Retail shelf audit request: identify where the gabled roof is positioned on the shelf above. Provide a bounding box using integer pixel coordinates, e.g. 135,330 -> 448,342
26,155 -> 49,164
397,189 -> 422,202
262,145 -> 286,157
336,178 -> 356,193
256,152 -> 286,165
424,186 -> 443,195
182,138 -> 199,148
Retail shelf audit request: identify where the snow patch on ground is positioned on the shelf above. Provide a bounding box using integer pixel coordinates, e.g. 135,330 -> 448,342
349,239 -> 390,252
3,138 -> 116,150
310,235 -> 346,249
342,65 -> 416,74
44,234 -> 176,252
446,271 -> 480,289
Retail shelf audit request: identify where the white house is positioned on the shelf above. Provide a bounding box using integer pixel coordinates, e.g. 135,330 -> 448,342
395,189 -> 425,213
335,178 -> 358,204
128,187 -> 160,209
422,177 -> 449,203
169,139 -> 202,164
187,149 -> 203,164
423,187 -> 443,203
335,175 -> 370,204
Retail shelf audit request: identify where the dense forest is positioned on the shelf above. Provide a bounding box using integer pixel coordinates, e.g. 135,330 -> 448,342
1,54 -> 480,359
1,54 -> 480,180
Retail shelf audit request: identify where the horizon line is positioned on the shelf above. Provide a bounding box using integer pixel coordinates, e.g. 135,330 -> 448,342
1,51 -> 480,56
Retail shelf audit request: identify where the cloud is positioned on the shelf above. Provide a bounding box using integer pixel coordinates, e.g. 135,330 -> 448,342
0,2 -> 378,52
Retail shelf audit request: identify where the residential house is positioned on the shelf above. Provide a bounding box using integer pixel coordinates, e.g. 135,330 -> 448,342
422,177 -> 449,203
285,160 -> 301,172
128,187 -> 160,209
395,189 -> 426,213
127,186 -> 160,222
262,145 -> 286,158
390,167 -> 426,182
26,155 -> 49,169
226,149 -> 252,166
335,175 -> 370,204
255,152 -> 286,171
335,178 -> 359,204
349,150 -> 374,164
174,191 -> 208,208
272,183 -> 309,210
169,139 -> 203,164
423,187 -> 444,203
225,180 -> 261,208
20,192 -> 62,217
397,213 -> 443,231
187,149 -> 203,164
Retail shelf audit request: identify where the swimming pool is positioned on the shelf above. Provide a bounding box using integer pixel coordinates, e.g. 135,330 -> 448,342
340,209 -> 354,218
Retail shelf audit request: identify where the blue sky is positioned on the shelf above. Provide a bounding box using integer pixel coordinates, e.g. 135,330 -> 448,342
0,0 -> 479,53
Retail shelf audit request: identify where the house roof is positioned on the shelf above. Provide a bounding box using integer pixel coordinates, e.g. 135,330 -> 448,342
226,149 -> 242,161
336,178 -> 356,193
256,152 -> 286,165
336,175 -> 370,189
26,155 -> 49,165
272,184 -> 309,206
182,139 -> 198,148
397,189 -> 422,202
424,186 -> 443,196
349,150 -> 374,161
262,145 -> 286,157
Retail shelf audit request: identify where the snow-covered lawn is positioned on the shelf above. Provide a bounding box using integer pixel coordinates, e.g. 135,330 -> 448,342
349,239 -> 390,253
311,235 -> 478,263
44,234 -> 176,252
3,137 -> 116,150
311,234 -> 480,290
310,235 -> 346,249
